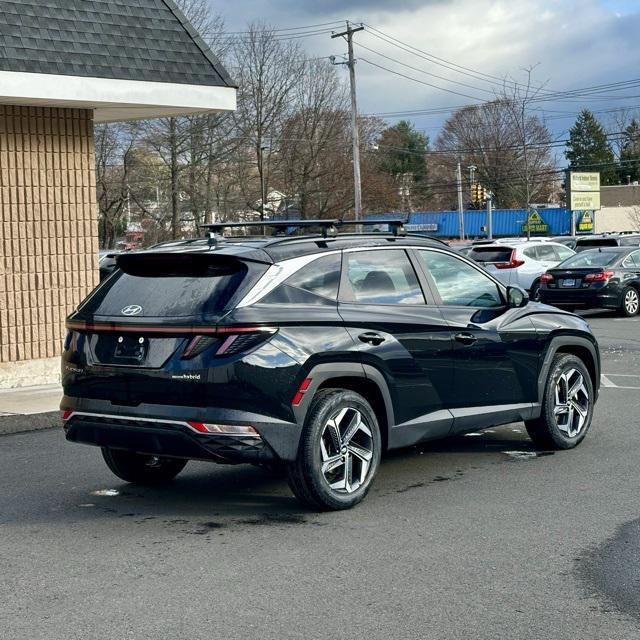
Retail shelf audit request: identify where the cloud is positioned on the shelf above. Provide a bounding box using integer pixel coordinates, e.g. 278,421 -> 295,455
214,0 -> 640,135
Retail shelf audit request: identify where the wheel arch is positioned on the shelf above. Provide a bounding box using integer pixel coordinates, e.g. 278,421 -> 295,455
292,362 -> 395,451
538,336 -> 600,405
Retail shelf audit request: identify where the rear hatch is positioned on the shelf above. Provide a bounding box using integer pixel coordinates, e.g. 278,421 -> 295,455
64,251 -> 270,406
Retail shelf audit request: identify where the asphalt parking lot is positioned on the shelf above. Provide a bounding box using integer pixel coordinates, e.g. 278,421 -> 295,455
1,311 -> 639,640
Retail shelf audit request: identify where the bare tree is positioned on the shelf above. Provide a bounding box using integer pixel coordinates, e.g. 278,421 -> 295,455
232,23 -> 305,217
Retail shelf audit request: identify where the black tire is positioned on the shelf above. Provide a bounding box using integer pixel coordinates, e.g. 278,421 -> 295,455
101,448 -> 187,484
525,354 -> 594,450
287,389 -> 382,511
529,280 -> 541,302
619,286 -> 639,317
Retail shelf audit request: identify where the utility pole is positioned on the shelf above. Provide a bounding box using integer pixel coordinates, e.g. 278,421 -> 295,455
486,191 -> 493,240
456,162 -> 465,240
468,164 -> 477,188
332,21 -> 364,227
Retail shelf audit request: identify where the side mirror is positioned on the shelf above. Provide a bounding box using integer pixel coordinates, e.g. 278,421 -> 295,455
507,286 -> 529,308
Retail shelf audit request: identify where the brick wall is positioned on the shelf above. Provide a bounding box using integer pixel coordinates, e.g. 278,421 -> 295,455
0,106 -> 98,365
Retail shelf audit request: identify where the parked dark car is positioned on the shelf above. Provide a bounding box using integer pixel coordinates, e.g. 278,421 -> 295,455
551,236 -> 578,250
574,233 -> 640,252
539,247 -> 640,316
62,224 -> 600,510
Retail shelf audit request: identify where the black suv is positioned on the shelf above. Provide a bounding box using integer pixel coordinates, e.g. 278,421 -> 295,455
62,222 -> 600,510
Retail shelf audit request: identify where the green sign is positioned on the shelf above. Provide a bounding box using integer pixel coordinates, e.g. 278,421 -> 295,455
577,211 -> 594,232
522,210 -> 549,234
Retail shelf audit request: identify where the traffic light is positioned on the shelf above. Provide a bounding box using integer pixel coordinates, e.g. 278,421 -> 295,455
470,183 -> 487,206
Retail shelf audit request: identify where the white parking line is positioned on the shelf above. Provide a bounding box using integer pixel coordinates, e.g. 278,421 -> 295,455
601,373 -> 640,390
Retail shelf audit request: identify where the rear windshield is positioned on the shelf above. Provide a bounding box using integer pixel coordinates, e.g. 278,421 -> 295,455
468,247 -> 512,263
558,251 -> 621,268
79,254 -> 256,319
575,238 -> 618,249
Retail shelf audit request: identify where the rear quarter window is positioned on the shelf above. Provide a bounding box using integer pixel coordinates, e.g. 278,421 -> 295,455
468,247 -> 513,263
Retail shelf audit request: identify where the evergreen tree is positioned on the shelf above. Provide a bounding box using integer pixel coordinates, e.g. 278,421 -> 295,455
566,110 -> 617,184
619,118 -> 640,184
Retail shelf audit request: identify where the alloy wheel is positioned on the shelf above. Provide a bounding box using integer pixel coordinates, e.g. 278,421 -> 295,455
624,288 -> 639,315
320,407 -> 374,494
553,368 -> 590,438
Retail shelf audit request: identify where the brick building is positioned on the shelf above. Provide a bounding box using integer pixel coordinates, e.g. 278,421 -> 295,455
0,0 -> 235,387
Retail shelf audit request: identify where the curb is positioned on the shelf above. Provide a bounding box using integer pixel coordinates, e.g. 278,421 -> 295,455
0,412 -> 61,436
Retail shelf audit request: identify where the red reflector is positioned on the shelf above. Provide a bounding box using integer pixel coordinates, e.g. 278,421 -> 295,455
187,421 -> 210,433
292,377 -> 313,406
61,409 -> 72,421
216,334 -> 239,355
584,270 -> 614,282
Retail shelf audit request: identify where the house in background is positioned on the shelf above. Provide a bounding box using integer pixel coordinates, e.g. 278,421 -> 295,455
0,0 -> 236,388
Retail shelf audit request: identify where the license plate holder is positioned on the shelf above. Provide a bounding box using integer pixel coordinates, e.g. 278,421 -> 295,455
560,278 -> 576,287
114,335 -> 148,363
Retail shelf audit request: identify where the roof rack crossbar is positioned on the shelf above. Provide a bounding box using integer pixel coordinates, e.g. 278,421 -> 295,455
342,218 -> 409,237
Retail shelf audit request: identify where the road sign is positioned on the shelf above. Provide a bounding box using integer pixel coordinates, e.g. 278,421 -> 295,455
570,172 -> 600,192
570,192 -> 601,211
522,210 -> 549,234
577,211 -> 595,232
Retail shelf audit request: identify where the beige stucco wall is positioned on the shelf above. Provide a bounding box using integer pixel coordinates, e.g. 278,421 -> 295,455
595,206 -> 640,233
0,105 -> 98,387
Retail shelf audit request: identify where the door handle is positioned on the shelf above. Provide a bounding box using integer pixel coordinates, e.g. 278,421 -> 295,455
358,332 -> 386,346
454,332 -> 477,346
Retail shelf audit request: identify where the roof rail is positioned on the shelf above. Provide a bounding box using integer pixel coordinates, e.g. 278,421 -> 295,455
199,219 -> 341,240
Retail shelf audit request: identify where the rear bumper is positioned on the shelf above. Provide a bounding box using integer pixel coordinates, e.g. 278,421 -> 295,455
61,396 -> 302,463
539,288 -> 619,309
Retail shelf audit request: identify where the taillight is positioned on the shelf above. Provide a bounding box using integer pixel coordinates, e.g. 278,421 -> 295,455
495,250 -> 525,269
61,409 -> 73,421
181,327 -> 276,359
540,273 -> 554,283
584,271 -> 614,282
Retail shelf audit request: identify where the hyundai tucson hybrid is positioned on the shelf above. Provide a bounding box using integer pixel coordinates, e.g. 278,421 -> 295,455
538,246 -> 640,315
62,221 -> 600,511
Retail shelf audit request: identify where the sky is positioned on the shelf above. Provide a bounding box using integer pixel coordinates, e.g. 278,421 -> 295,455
211,0 -> 640,144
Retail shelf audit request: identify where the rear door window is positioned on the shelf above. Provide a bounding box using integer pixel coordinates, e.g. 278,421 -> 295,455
536,244 -> 558,262
554,244 -> 575,261
344,250 -> 424,304
619,236 -> 640,247
80,254 -> 256,319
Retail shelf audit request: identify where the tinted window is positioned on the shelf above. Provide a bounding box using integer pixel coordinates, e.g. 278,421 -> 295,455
576,238 -> 618,250
262,254 -> 341,305
346,250 -> 424,304
419,251 -> 503,308
81,255 -> 252,318
558,251 -> 621,268
469,247 -> 512,263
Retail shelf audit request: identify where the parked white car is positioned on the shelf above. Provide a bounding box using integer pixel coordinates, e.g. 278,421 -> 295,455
468,240 -> 576,298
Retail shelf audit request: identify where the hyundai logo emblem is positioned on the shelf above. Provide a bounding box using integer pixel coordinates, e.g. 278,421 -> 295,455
121,305 -> 143,316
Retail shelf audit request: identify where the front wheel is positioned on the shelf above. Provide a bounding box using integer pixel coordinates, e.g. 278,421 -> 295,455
620,286 -> 639,317
101,448 -> 187,484
287,389 -> 382,511
525,354 -> 594,450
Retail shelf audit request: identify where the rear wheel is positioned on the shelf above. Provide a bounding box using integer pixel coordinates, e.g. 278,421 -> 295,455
101,448 -> 187,484
620,286 -> 639,317
287,389 -> 381,511
529,280 -> 541,302
525,354 -> 593,450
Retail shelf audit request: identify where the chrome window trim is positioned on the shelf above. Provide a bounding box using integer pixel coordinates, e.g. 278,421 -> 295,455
236,250 -> 342,308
